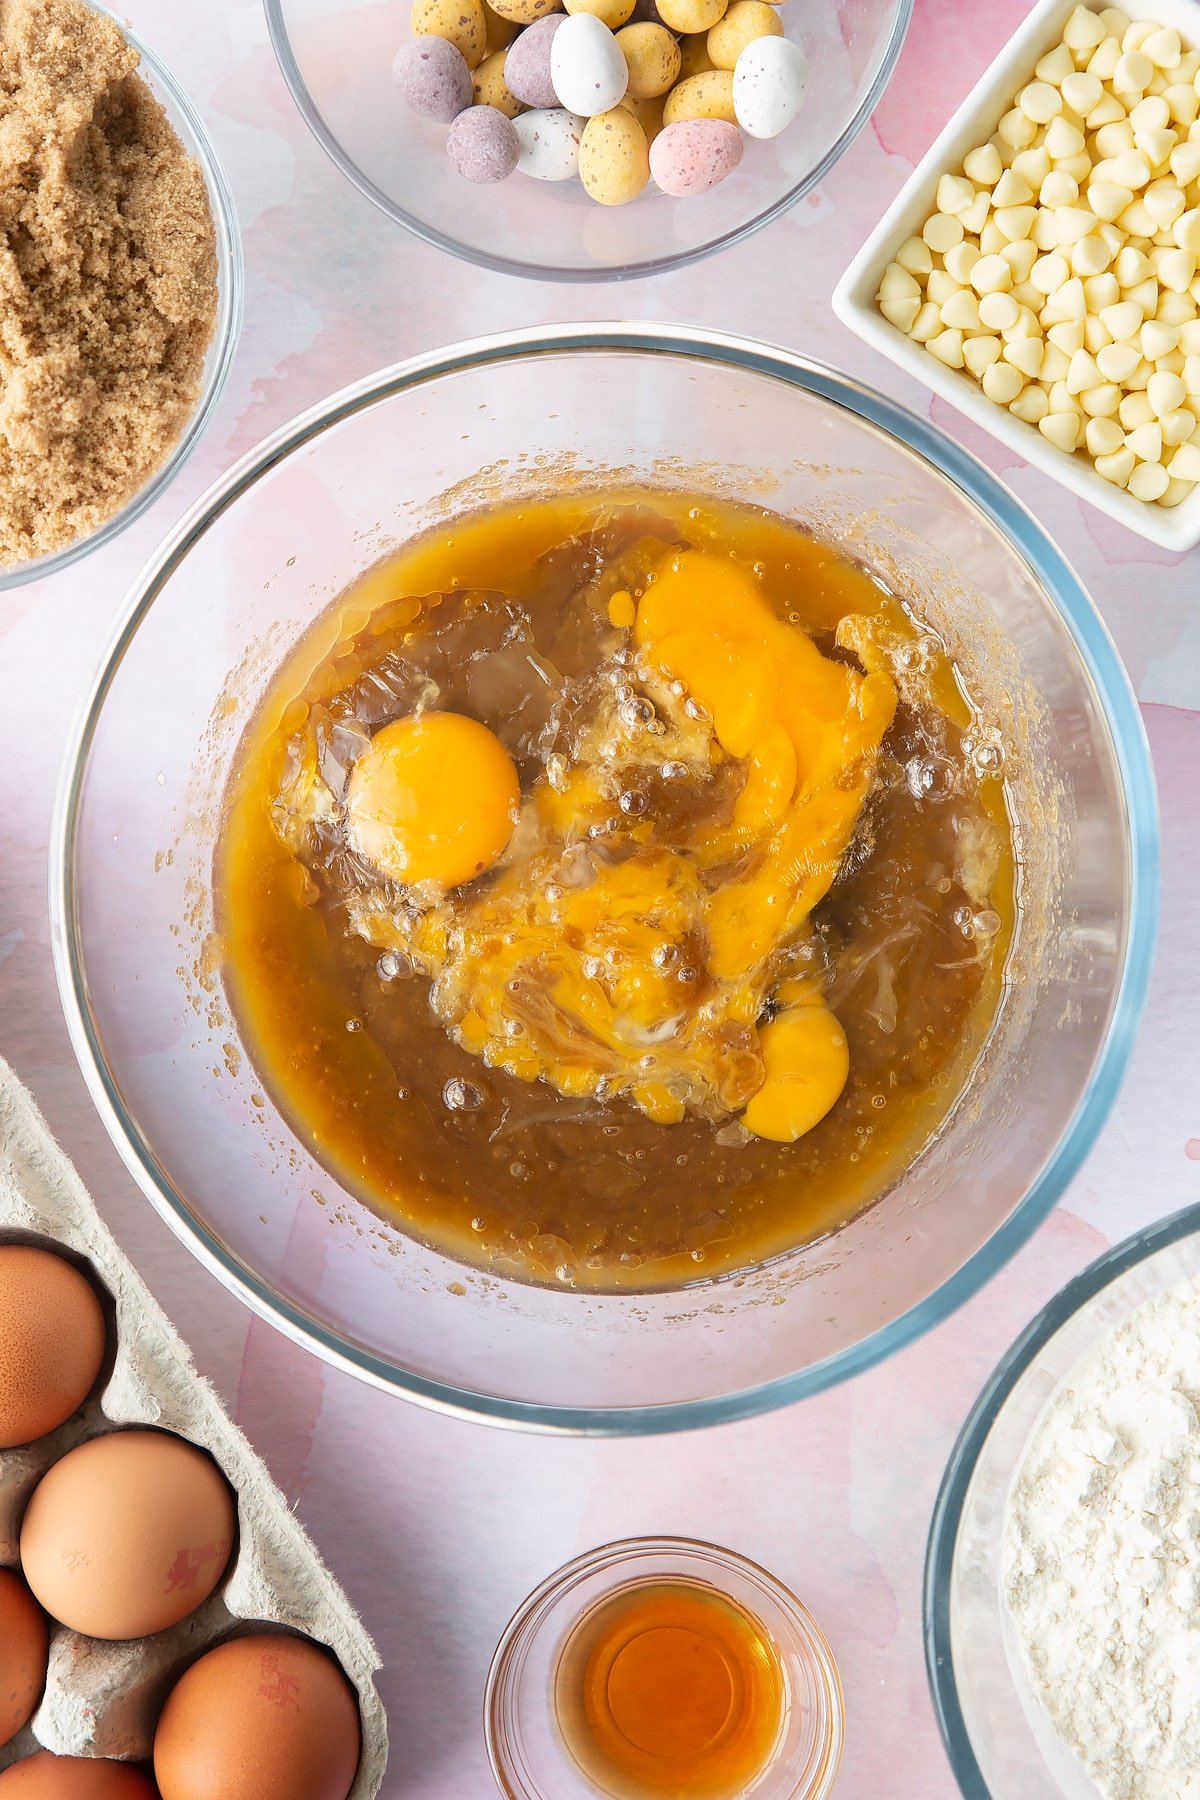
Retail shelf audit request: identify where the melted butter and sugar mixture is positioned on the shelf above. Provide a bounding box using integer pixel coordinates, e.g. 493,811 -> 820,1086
217,493 -> 1016,1290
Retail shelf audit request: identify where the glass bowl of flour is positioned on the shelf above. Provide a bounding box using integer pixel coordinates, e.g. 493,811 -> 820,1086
926,1204 -> 1200,1799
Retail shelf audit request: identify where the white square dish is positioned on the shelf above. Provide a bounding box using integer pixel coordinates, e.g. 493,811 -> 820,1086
833,0 -> 1200,554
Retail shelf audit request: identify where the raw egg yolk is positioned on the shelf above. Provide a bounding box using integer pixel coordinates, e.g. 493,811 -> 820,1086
740,996 -> 850,1144
346,711 -> 519,889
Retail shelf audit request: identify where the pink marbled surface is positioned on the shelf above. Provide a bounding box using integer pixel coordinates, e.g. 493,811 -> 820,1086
1,0 -> 1199,1793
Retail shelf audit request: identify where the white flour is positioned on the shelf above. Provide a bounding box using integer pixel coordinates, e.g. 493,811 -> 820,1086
1005,1270 -> 1200,1800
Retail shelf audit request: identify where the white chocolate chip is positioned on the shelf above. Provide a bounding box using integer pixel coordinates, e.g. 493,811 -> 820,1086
911,301 -> 942,342
978,290 -> 1021,331
993,168 -> 1033,206
941,288 -> 982,330
881,295 -> 921,331
1144,27 -> 1182,70
1064,7 -> 1106,53
1149,368 -> 1188,411
1006,336 -> 1045,377
1167,440 -> 1200,478
1095,445 -> 1137,483
928,328 -> 966,367
1036,42 -> 1075,85
1086,415 -> 1125,455
1088,38 -> 1122,83
1048,318 -> 1086,353
923,212 -> 964,253
1082,381 -> 1122,415
944,240 -> 982,284
1063,71 -> 1103,114
1020,80 -> 1063,123
964,142 -> 1003,185
1114,49 -> 1154,95
1011,383 -> 1050,422
1128,459 -> 1169,498
897,235 -> 934,276
1098,340 -> 1141,380
963,335 -> 1003,376
1125,419 -> 1163,459
1160,249 -> 1198,290
982,360 -> 1025,403
1040,410 -> 1082,451
1045,116 -> 1086,158
970,252 -> 1014,294
937,173 -> 976,215
1141,318 -> 1180,358
1160,406 -> 1197,443
879,263 -> 921,302
1101,298 -> 1144,337
1175,210 -> 1200,254
1120,389 -> 1155,427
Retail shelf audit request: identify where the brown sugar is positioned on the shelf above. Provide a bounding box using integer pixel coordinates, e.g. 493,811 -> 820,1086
0,0 -> 218,568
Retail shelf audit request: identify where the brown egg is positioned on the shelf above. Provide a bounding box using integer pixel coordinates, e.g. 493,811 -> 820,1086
20,1430 -> 235,1640
0,1753 -> 157,1796
154,1633 -> 361,1800
0,1246 -> 107,1448
0,1568 -> 48,1747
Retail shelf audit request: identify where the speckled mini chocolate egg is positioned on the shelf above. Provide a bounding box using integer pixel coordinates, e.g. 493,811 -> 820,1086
649,115 -> 742,193
472,47 -> 524,113
732,32 -> 807,137
614,20 -> 679,96
0,1569 -> 47,1748
448,104 -> 521,179
411,0 -> 487,65
394,36 -> 473,119
0,1243 -> 107,1449
153,1634 -> 361,1800
550,12 -> 628,115
662,66 -> 735,123
579,105 -> 650,202
620,90 -> 665,141
707,0 -> 779,68
513,105 -> 585,177
677,28 -> 714,75
504,14 -> 564,106
488,0 -> 561,25
655,0 -> 725,35
563,0 -> 635,27
483,0 -> 519,46
0,1756 -> 156,1798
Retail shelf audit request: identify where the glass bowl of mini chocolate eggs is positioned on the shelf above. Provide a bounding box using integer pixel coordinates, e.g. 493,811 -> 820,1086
265,0 -> 912,279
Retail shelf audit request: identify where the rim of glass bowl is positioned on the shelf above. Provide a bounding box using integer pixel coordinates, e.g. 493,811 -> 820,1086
0,0 -> 244,593
483,1534 -> 846,1800
923,1201 -> 1200,1800
50,324 -> 1160,1436
262,0 -> 913,283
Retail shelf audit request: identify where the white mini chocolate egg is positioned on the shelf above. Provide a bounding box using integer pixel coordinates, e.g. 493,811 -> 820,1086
732,34 -> 807,138
550,13 -> 629,116
514,106 -> 587,178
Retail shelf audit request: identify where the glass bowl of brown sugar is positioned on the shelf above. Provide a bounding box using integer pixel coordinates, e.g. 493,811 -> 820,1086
0,0 -> 242,591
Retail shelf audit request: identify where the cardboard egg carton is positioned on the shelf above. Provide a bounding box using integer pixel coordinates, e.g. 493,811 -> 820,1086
0,1060 -> 387,1795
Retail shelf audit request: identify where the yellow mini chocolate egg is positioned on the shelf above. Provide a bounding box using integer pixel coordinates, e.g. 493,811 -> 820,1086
487,0 -> 561,25
619,90 -> 665,140
483,0 -> 519,46
655,0 -> 725,36
741,1002 -> 850,1143
411,0 -> 487,66
20,1429 -> 236,1640
346,711 -> 520,889
472,48 -> 524,113
154,1634 -> 361,1800
0,1244 -> 107,1448
677,29 -> 715,75
579,106 -> 650,203
0,1570 -> 47,1748
707,0 -> 780,67
564,0 -> 635,27
615,20 -> 680,96
663,66 -> 735,122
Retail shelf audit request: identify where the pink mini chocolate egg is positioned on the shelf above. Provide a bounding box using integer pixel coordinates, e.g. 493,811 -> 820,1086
394,36 -> 473,120
448,104 -> 521,179
649,117 -> 742,194
504,14 -> 564,106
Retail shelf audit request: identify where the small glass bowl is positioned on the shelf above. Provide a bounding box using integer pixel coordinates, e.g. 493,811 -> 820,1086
0,0 -> 243,592
485,1536 -> 844,1798
265,0 -> 911,281
925,1203 -> 1200,1799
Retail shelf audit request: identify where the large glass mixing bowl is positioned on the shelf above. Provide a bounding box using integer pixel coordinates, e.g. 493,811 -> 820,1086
265,0 -> 910,280
51,326 -> 1158,1434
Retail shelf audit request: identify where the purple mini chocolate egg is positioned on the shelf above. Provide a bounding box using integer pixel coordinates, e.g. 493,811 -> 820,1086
649,117 -> 742,195
394,36 -> 473,121
504,14 -> 564,108
447,104 -> 521,181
